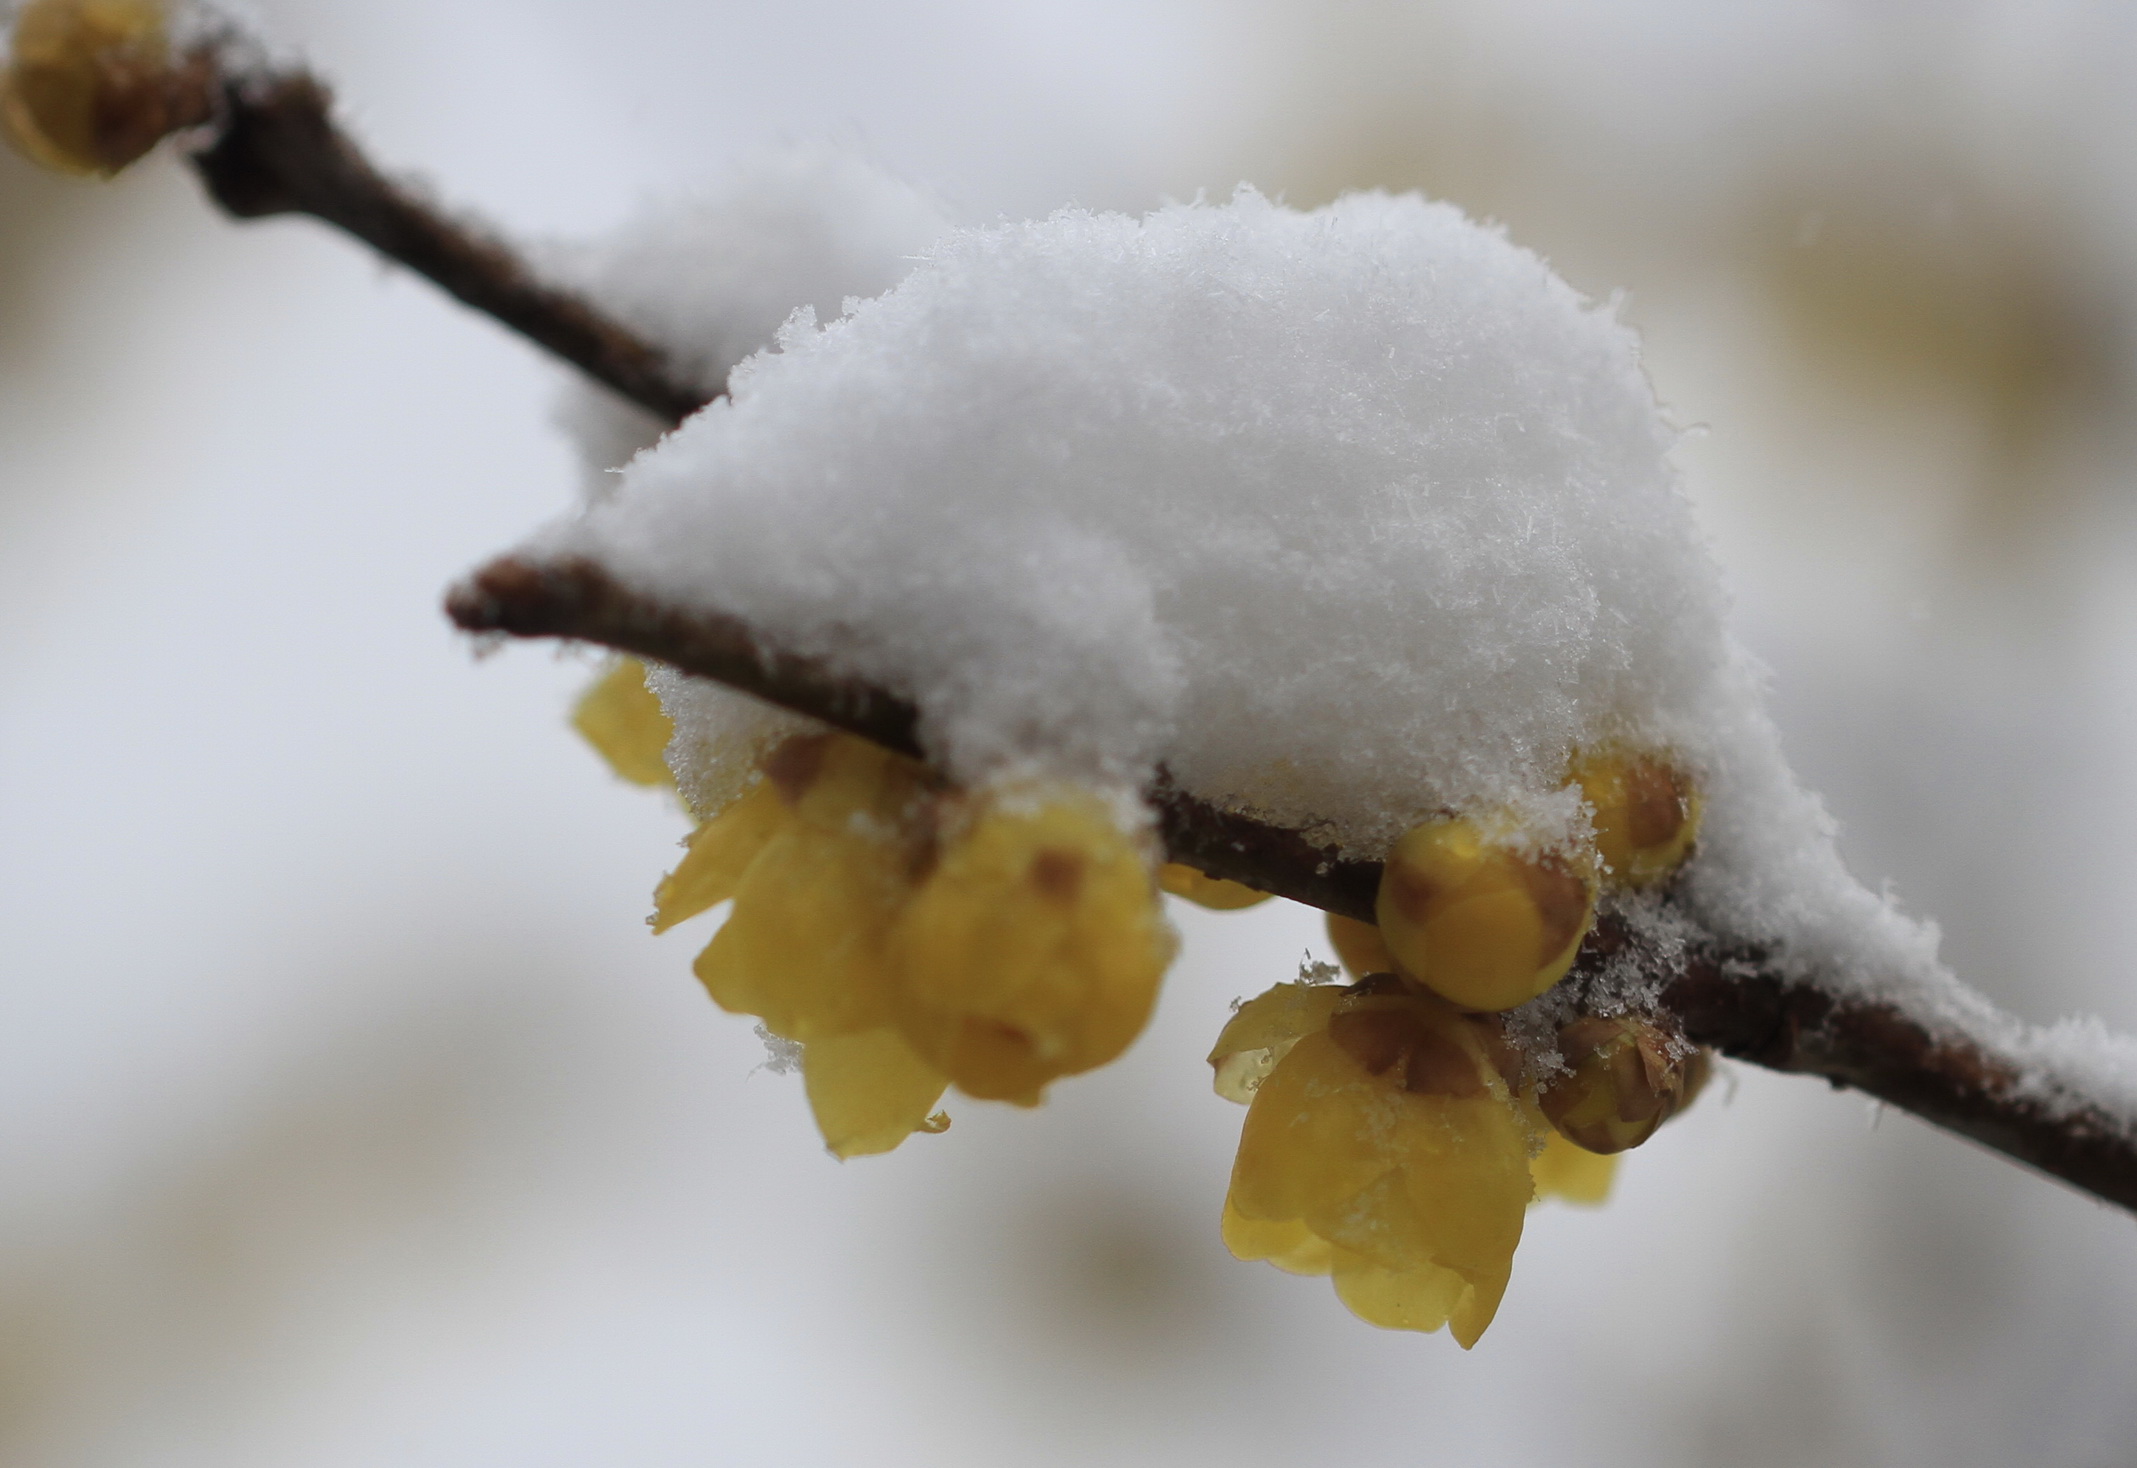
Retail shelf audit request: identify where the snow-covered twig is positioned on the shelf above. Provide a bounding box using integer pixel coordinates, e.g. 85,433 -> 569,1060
121,24 -> 2137,1215
446,552 -> 2137,1212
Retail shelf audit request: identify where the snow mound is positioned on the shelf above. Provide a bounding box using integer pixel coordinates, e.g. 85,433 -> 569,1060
525,181 -> 2113,1071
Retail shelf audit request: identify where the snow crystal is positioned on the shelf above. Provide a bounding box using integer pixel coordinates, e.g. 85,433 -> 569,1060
545,148 -> 952,796
546,145 -> 952,504
520,179 -> 2132,1120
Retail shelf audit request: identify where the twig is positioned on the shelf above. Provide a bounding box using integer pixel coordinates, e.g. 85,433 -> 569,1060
188,66 -> 711,422
448,554 -> 2137,1212
134,29 -> 2137,1213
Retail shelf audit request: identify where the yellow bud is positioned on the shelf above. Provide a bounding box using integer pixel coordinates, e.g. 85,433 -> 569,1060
1536,1016 -> 1707,1154
2,0 -> 205,177
571,658 -> 675,788
1375,817 -> 1595,1011
1158,862 -> 1271,910
888,786 -> 1175,1105
1569,748 -> 1702,888
1324,912 -> 1397,978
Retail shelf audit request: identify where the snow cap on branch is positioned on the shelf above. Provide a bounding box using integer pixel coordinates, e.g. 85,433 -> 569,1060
533,182 -> 1955,1001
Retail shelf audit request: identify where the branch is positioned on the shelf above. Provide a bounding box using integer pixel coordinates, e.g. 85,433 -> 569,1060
187,62 -> 711,423
448,554 -> 2137,1213
103,19 -> 2137,1213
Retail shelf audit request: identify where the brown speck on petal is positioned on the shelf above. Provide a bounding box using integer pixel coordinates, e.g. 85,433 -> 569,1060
1329,1006 -> 1424,1077
1030,847 -> 1085,900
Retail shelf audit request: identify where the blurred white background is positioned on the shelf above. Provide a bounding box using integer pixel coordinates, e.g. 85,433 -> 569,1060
4,1 -> 2136,1463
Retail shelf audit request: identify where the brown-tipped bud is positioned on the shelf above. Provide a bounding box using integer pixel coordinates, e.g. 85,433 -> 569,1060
1537,1016 -> 1704,1154
2,0 -> 213,178
1569,748 -> 1702,889
1375,815 -> 1596,1012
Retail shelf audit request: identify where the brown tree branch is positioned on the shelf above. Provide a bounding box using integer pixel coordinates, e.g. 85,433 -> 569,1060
126,27 -> 2137,1213
449,554 -> 2137,1213
186,64 -> 712,423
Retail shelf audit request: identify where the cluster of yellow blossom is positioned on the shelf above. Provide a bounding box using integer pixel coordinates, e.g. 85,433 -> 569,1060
1203,747 -> 1709,1345
1,0 -> 199,179
581,659 -> 1710,1345
578,659 -> 1175,1157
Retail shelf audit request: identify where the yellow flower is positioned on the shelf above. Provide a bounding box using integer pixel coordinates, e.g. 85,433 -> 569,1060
584,665 -> 1179,1148
890,785 -> 1176,1105
1528,1131 -> 1618,1205
1212,978 -> 1534,1346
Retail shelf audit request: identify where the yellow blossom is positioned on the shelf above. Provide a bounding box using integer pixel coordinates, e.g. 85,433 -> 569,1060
1569,749 -> 1702,888
1214,978 -> 1534,1346
889,786 -> 1175,1105
1376,816 -> 1596,1011
694,734 -> 929,1043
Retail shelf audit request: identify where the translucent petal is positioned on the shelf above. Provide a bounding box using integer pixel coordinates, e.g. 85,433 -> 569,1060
694,821 -> 907,1041
1227,1033 -> 1399,1229
1220,1197 -> 1333,1276
1330,1245 -> 1466,1335
802,1027 -> 951,1159
1206,981 -> 1346,1103
1530,1132 -> 1618,1205
571,658 -> 675,788
652,780 -> 788,932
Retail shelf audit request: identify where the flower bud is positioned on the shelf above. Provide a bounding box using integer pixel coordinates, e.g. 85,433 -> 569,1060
1375,817 -> 1595,1011
1324,912 -> 1397,978
1536,1016 -> 1706,1154
1158,862 -> 1271,910
2,0 -> 211,178
1569,749 -> 1701,888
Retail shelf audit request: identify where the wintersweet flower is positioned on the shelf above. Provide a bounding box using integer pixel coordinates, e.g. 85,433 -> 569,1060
1211,976 -> 1534,1346
574,658 -> 1175,1152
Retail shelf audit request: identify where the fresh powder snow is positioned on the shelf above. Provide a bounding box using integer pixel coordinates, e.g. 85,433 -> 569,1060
518,176 -> 2136,1128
